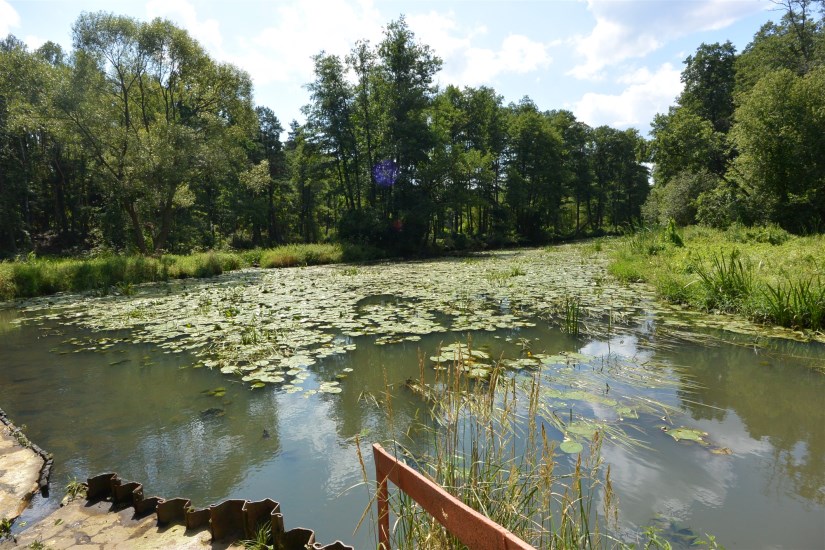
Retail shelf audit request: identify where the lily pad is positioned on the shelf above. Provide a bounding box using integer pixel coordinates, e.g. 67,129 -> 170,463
665,427 -> 707,443
559,439 -> 583,454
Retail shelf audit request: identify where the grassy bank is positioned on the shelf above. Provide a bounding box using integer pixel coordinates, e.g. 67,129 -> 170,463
608,224 -> 825,331
0,243 -> 381,301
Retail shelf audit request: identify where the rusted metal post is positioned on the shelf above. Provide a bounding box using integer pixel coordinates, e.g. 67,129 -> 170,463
372,443 -> 535,550
374,445 -> 391,550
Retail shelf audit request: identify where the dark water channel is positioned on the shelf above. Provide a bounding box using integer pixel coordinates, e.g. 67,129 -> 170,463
1,298 -> 824,548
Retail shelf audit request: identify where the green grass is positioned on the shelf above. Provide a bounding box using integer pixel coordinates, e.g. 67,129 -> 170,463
607,225 -> 825,331
259,243 -> 342,268
0,243 -> 386,301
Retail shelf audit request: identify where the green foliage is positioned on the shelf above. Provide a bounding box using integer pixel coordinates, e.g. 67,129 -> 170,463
239,522 -> 273,550
0,244 -> 386,301
662,219 -> 684,248
730,68 -> 825,233
607,256 -> 646,283
609,225 -> 825,332
1,13 -> 653,260
725,223 -> 791,245
259,244 -> 342,268
643,171 -> 719,227
64,478 -> 86,500
563,296 -> 581,336
385,366 -> 617,549
762,278 -> 825,330
694,249 -> 753,312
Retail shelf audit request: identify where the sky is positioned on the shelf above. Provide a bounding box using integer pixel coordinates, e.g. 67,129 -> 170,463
2,0 -> 781,134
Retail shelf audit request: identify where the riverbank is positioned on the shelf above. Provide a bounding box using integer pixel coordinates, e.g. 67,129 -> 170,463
0,416 -> 352,549
608,224 -> 825,332
0,411 -> 44,528
0,243 -> 384,302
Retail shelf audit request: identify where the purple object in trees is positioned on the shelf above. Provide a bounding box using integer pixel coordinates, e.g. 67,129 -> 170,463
373,159 -> 399,187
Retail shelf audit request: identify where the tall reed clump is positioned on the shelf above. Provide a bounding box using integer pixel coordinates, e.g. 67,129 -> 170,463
762,277 -> 825,330
382,359 -> 617,549
693,249 -> 753,312
259,243 -> 343,268
563,297 -> 581,337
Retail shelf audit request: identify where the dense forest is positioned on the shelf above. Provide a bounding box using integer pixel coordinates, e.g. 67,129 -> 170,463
0,0 -> 823,259
645,0 -> 825,233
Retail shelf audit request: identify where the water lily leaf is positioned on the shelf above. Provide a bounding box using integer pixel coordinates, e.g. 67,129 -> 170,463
250,382 -> 266,389
465,367 -> 491,379
559,439 -> 583,454
566,422 -> 597,437
666,427 -> 707,443
615,406 -> 638,419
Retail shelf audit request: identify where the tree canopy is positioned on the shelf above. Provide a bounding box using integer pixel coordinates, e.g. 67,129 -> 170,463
0,13 -> 655,258
645,0 -> 825,232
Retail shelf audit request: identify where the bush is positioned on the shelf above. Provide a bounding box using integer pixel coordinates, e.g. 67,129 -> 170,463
643,170 -> 719,227
260,244 -> 343,268
725,223 -> 791,245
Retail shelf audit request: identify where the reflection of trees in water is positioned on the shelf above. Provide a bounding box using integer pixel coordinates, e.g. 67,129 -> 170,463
307,337 -> 426,445
0,328 -> 281,506
672,338 -> 825,504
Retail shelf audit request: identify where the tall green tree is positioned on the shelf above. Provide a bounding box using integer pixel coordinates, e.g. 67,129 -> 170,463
680,41 -> 737,133
55,13 -> 256,253
731,67 -> 825,231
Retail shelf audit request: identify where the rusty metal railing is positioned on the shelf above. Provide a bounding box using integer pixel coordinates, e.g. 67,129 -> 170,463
373,443 -> 535,550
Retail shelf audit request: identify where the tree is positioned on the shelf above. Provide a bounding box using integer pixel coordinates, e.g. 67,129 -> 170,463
731,67 -> 825,232
650,107 -> 726,184
680,41 -> 737,133
55,13 -> 256,253
504,98 -> 564,240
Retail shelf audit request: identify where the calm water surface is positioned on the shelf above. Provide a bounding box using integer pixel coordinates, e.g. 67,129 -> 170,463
0,282 -> 823,548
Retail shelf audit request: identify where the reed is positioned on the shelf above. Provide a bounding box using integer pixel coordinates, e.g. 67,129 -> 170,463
381,358 -> 616,549
693,249 -> 753,312
0,243 -> 386,301
762,278 -> 825,330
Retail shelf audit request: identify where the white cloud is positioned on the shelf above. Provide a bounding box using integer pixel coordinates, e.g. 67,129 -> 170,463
405,11 -> 553,87
24,34 -> 44,50
0,0 -> 20,37
145,0 -> 223,52
571,0 -> 767,79
231,0 -> 384,87
455,34 -> 553,87
573,63 -> 682,129
406,10 -> 476,59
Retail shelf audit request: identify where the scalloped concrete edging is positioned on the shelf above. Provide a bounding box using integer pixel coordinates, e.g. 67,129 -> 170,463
8,472 -> 353,548
0,409 -> 352,549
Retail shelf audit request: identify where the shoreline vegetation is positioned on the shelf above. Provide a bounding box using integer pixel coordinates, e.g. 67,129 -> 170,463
608,224 -> 825,333
6,223 -> 825,337
0,243 -> 382,302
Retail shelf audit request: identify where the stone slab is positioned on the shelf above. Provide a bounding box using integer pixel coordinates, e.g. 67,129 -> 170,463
0,424 -> 43,522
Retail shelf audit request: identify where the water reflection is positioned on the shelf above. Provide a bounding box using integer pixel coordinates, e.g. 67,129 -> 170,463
668,335 -> 825,505
1,304 -> 825,548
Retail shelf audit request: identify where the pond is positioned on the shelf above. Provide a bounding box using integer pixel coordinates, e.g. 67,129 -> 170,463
1,245 -> 823,548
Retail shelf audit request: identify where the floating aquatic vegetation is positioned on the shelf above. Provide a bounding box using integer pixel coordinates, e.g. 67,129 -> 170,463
15,244 -> 800,399
560,439 -> 584,454
664,426 -> 707,443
